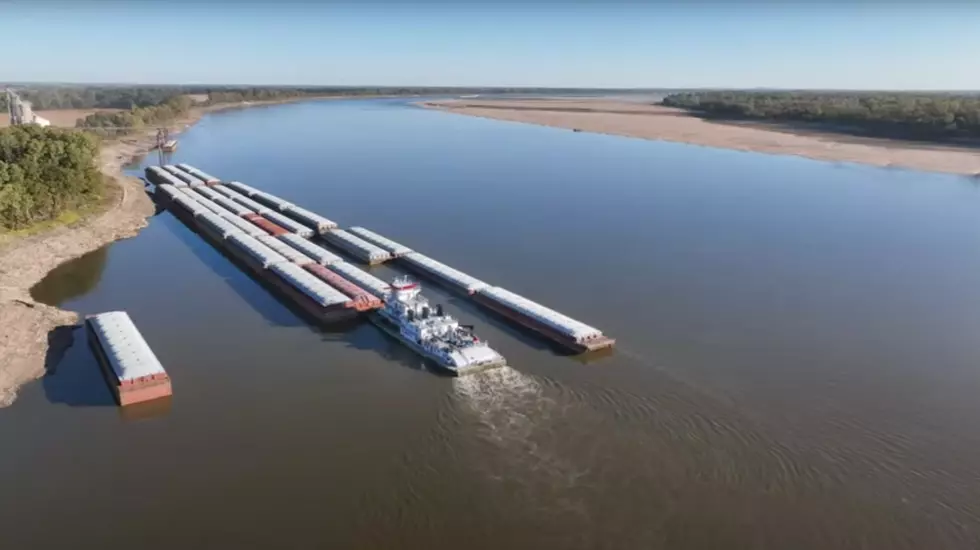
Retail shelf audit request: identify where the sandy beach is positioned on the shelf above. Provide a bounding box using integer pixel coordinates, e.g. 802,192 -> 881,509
0,125 -> 171,406
422,99 -> 980,176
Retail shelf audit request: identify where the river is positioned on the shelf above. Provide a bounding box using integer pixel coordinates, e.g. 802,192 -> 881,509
3,98 -> 980,549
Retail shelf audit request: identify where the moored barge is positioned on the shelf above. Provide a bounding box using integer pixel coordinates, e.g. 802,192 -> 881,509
85,311 -> 172,407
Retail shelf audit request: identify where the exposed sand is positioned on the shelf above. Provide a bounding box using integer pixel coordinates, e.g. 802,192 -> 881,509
0,104 -> 220,407
422,99 -> 980,176
0,95 -> 379,407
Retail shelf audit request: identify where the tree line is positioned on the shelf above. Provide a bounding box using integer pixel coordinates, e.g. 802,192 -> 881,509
662,91 -> 980,141
1,84 -> 653,113
0,125 -> 103,230
74,95 -> 195,136
0,86 -> 208,111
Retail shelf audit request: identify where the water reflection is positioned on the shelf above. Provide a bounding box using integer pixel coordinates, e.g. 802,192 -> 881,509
162,217 -> 306,328
30,246 -> 109,307
118,395 -> 172,423
6,98 -> 980,549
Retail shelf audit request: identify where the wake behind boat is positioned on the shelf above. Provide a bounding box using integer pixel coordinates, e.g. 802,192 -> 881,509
370,276 -> 506,375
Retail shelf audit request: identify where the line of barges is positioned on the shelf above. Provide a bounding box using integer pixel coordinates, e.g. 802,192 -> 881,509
145,164 -> 614,354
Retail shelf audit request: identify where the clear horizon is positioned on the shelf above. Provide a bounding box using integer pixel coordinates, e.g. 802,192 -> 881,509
3,1 -> 979,91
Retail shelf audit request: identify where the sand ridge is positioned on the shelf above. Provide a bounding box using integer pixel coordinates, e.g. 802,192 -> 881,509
423,99 -> 980,176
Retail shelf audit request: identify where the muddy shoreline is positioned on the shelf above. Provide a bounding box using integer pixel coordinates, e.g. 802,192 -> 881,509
0,97 -> 325,407
422,99 -> 980,176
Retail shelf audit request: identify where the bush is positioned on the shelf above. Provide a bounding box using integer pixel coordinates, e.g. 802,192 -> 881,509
74,94 -> 196,136
662,91 -> 980,140
0,125 -> 103,230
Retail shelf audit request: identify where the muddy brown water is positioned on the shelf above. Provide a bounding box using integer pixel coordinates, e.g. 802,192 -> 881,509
4,98 -> 980,549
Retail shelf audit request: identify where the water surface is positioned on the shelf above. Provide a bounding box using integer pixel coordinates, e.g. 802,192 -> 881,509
4,98 -> 980,549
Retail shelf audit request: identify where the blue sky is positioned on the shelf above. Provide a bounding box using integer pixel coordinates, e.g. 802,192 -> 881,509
2,2 -> 979,90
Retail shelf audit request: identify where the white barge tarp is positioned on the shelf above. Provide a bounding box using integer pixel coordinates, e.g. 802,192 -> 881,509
476,286 -> 603,343
323,229 -> 391,263
250,190 -> 294,212
402,253 -> 488,294
225,181 -> 262,197
219,212 -> 268,238
211,196 -> 254,217
226,232 -> 289,268
282,205 -> 337,234
162,165 -> 200,186
87,311 -> 167,382
263,211 -> 314,238
176,163 -> 219,184
197,211 -> 243,239
278,234 -> 344,266
270,262 -> 350,307
327,262 -> 392,298
347,227 -> 413,256
257,235 -> 315,265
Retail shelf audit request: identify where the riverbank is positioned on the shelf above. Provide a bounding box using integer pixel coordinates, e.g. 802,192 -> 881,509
422,99 -> 980,176
0,96 -> 328,407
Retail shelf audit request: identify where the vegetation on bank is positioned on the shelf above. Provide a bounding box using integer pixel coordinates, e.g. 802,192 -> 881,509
662,92 -> 980,142
1,83 -> 643,112
74,95 -> 195,136
0,86 -> 205,111
0,125 -> 103,231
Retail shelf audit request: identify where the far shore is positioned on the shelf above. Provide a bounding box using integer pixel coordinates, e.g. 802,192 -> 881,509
421,98 -> 980,177
0,94 -> 350,407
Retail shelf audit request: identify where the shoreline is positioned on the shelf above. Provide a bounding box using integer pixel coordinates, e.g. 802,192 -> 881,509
421,99 -> 980,176
0,96 -> 332,407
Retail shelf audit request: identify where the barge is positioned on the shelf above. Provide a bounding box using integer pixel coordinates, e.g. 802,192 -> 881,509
85,311 -> 172,406
327,261 -> 392,299
211,195 -> 254,217
347,227 -> 413,257
321,229 -> 392,265
156,165 -> 616,355
161,164 -> 200,186
281,204 -> 337,235
225,180 -> 262,197
472,286 -> 615,353
262,210 -> 315,238
222,188 -> 274,215
278,233 -> 344,266
249,190 -> 294,212
145,166 -> 188,188
220,181 -> 335,234
193,185 -> 226,202
304,264 -> 382,311
176,163 -> 220,185
399,252 -> 488,295
244,213 -> 290,237
159,186 -> 379,323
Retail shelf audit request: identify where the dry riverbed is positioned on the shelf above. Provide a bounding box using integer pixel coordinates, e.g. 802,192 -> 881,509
422,99 -> 980,176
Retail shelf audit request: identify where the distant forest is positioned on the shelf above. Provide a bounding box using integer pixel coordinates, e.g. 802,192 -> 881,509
662,91 -> 980,142
0,85 -> 629,112
1,85 -> 630,135
74,95 -> 196,136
